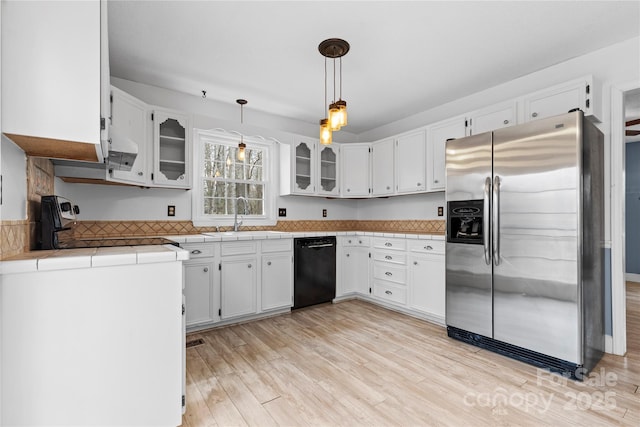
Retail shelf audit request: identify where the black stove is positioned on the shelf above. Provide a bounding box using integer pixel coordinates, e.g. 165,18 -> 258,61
40,195 -> 177,249
58,237 -> 178,249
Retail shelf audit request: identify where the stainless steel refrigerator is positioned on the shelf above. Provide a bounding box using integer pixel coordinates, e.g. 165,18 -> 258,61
445,111 -> 604,379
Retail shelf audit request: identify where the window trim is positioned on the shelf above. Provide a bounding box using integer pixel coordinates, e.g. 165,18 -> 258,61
192,129 -> 277,227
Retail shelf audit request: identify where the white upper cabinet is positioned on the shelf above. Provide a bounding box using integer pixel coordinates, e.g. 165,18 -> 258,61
152,110 -> 191,188
1,0 -> 109,162
427,117 -> 466,191
523,76 -> 600,122
467,101 -> 517,136
280,139 -> 317,195
318,144 -> 340,196
107,87 -> 148,186
341,144 -> 371,197
396,130 -> 427,194
371,139 -> 395,196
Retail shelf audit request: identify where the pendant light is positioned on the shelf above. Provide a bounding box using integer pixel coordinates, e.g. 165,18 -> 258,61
319,38 -> 349,139
236,99 -> 247,161
319,56 -> 332,145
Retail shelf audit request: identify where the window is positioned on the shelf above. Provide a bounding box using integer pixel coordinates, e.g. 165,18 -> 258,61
193,130 -> 276,226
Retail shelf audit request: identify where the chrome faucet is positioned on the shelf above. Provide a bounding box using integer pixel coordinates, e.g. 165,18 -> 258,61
233,196 -> 249,232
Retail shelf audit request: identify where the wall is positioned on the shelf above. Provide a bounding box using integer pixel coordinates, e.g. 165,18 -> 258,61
360,36 -> 640,245
626,141 -> 640,274
60,38 -> 639,227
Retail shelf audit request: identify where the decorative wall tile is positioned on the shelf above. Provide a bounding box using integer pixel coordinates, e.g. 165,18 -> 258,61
70,219 -> 445,240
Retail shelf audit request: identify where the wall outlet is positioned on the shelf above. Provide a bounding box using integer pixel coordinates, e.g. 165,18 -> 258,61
168,205 -> 176,217
322,209 -> 327,218
278,208 -> 287,217
438,206 -> 444,217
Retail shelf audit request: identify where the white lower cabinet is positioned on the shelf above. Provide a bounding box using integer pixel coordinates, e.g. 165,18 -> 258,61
371,237 -> 407,306
337,236 -> 370,297
184,261 -> 217,325
221,256 -> 258,320
337,234 -> 446,324
261,240 -> 293,311
182,242 -> 219,328
182,238 -> 293,329
408,240 -> 446,320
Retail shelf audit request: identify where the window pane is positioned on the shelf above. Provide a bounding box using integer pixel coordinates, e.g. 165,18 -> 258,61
199,137 -> 267,218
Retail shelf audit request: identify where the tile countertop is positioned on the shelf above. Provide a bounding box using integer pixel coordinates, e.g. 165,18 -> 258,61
164,231 -> 445,243
0,245 -> 189,275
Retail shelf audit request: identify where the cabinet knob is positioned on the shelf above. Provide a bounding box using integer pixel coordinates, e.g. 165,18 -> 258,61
385,290 -> 393,295
503,119 -> 509,125
267,261 -> 272,266
248,264 -> 252,268
386,186 -> 390,190
358,240 -> 362,244
203,267 -> 209,272
348,239 -> 352,244
347,188 -> 351,192
413,261 -> 418,265
385,272 -> 393,276
417,182 -> 422,186
138,172 -> 143,176
434,180 -> 439,184
385,255 -> 392,260
385,242 -> 392,247
346,253 -> 350,257
532,112 -> 538,118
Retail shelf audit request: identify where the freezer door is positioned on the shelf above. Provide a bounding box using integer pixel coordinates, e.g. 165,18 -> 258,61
492,113 -> 581,364
445,133 -> 493,337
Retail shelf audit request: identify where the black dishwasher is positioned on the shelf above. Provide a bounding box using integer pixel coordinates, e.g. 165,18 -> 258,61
293,236 -> 336,309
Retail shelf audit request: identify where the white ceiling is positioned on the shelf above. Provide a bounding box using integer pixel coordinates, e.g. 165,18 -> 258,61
108,1 -> 640,135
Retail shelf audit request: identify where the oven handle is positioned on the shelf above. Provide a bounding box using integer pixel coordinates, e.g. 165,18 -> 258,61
306,243 -> 335,249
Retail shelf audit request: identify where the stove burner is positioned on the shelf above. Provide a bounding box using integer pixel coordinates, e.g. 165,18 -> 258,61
58,237 -> 178,249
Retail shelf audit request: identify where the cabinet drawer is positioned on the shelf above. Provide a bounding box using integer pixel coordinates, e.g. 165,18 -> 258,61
373,250 -> 406,265
373,263 -> 406,284
342,236 -> 370,247
373,282 -> 407,305
181,243 -> 216,259
408,239 -> 445,254
261,239 -> 293,253
372,237 -> 406,251
221,241 -> 258,256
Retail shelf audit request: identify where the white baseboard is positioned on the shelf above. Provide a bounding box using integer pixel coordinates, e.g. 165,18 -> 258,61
625,273 -> 640,283
605,334 -> 613,354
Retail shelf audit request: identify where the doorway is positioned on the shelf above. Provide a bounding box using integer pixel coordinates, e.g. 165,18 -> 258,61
611,83 -> 640,356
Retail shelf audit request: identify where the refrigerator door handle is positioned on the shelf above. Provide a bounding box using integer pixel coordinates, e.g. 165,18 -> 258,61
493,175 -> 501,266
483,177 -> 492,265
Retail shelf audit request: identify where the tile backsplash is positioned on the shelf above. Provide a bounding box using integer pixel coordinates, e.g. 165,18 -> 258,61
0,157 -> 54,259
71,219 -> 445,239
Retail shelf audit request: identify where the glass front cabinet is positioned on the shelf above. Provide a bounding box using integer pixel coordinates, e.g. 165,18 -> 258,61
280,139 -> 341,196
152,109 -> 191,189
294,139 -> 315,194
317,144 -> 339,196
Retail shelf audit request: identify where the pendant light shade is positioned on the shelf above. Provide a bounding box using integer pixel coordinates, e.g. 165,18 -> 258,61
319,38 -> 350,143
237,141 -> 246,161
328,102 -> 341,131
319,118 -> 332,145
236,99 -> 247,161
336,99 -> 347,127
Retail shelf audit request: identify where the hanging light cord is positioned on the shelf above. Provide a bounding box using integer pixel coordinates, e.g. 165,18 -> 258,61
339,57 -> 342,100
324,57 -> 327,114
332,49 -> 337,104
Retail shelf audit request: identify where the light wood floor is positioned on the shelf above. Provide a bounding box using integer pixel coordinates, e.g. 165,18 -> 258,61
183,283 -> 640,426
